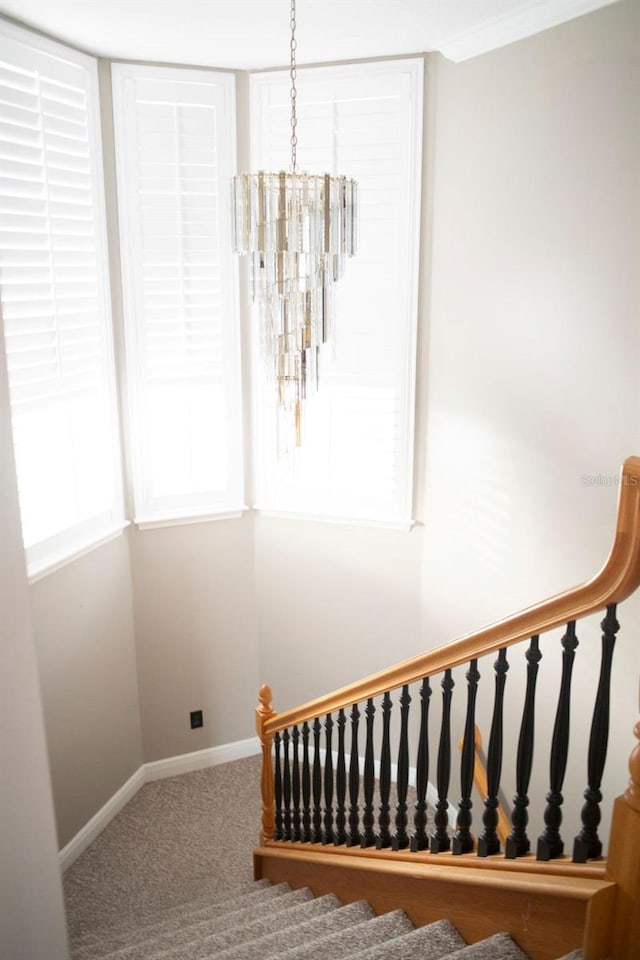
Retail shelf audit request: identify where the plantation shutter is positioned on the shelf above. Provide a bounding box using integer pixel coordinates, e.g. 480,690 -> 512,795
111,65 -> 243,524
0,22 -> 124,576
251,59 -> 423,526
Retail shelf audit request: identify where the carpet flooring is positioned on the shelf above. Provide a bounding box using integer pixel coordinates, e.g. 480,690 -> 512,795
64,755 -> 262,940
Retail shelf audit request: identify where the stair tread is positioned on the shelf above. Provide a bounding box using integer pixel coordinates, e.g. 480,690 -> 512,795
446,932 -> 530,960
71,881 -> 292,958
111,892 -> 342,960
273,907 -> 416,960
71,878 -> 270,947
73,883 -> 292,960
82,887 -> 319,960
340,918 -> 467,960
184,898 -> 378,960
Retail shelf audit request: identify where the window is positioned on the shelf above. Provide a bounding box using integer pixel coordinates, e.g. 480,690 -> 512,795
251,59 -> 423,526
2,34 -> 423,555
111,65 -> 243,525
0,21 -> 124,576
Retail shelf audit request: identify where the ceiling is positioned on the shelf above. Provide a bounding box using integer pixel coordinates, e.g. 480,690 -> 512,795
0,0 -> 619,69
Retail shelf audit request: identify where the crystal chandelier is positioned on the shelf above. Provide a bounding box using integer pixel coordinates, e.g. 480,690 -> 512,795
232,0 -> 358,449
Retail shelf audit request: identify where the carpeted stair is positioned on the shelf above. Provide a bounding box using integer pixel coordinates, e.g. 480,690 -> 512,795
69,879 -> 585,960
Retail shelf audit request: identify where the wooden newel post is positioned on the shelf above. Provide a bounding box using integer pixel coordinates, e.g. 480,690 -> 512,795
256,684 -> 277,846
604,718 -> 640,960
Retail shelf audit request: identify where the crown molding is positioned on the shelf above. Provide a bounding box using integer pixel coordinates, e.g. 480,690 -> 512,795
439,0 -> 620,63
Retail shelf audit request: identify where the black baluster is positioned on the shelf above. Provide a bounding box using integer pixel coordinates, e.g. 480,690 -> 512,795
411,677 -> 431,852
573,605 -> 619,862
274,731 -> 283,840
282,728 -> 292,840
312,717 -> 323,843
347,703 -> 361,846
335,709 -> 347,845
537,621 -> 579,860
291,725 -> 301,841
506,636 -> 541,858
392,684 -> 411,850
323,713 -> 335,844
301,721 -> 311,842
478,648 -> 509,857
361,698 -> 376,847
376,692 -> 393,849
453,659 -> 480,854
431,669 -> 455,853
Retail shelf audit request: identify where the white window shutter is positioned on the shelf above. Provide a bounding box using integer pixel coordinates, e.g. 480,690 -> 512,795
111,65 -> 243,525
0,22 -> 124,576
251,59 -> 423,526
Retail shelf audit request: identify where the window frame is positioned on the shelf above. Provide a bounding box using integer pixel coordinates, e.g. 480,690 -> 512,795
249,57 -> 424,528
0,19 -> 126,579
110,62 -> 245,528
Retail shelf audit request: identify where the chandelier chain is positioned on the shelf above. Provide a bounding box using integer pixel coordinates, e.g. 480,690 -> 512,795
289,0 -> 297,173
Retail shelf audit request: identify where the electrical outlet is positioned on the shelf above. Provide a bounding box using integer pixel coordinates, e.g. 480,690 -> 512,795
190,709 -> 203,729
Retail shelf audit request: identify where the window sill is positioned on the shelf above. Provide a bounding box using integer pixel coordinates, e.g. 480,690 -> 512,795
28,522 -> 130,584
134,507 -> 248,531
252,507 -> 415,532
134,507 -> 414,532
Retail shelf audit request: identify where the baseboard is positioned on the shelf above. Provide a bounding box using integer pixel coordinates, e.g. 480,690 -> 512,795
59,765 -> 146,872
144,736 -> 260,781
59,736 -> 260,871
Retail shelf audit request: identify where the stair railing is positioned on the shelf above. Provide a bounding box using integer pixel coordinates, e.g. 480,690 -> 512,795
255,456 -> 640,958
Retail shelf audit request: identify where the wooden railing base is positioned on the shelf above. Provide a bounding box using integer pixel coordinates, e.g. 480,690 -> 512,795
257,839 -> 607,879
605,787 -> 640,959
254,844 -> 615,960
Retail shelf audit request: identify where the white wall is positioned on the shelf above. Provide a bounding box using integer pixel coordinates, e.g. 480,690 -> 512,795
254,517 -> 425,712
419,0 -> 639,837
0,328 -> 69,960
421,0 -> 640,641
30,535 -> 143,848
129,515 -> 260,761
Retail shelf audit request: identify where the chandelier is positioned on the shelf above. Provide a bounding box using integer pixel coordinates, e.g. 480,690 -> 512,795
232,0 -> 358,449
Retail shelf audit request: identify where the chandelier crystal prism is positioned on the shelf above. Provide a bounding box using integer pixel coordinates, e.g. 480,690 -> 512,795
232,0 -> 358,448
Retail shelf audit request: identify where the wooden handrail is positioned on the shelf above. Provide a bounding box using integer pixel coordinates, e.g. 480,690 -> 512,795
263,457 -> 640,735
